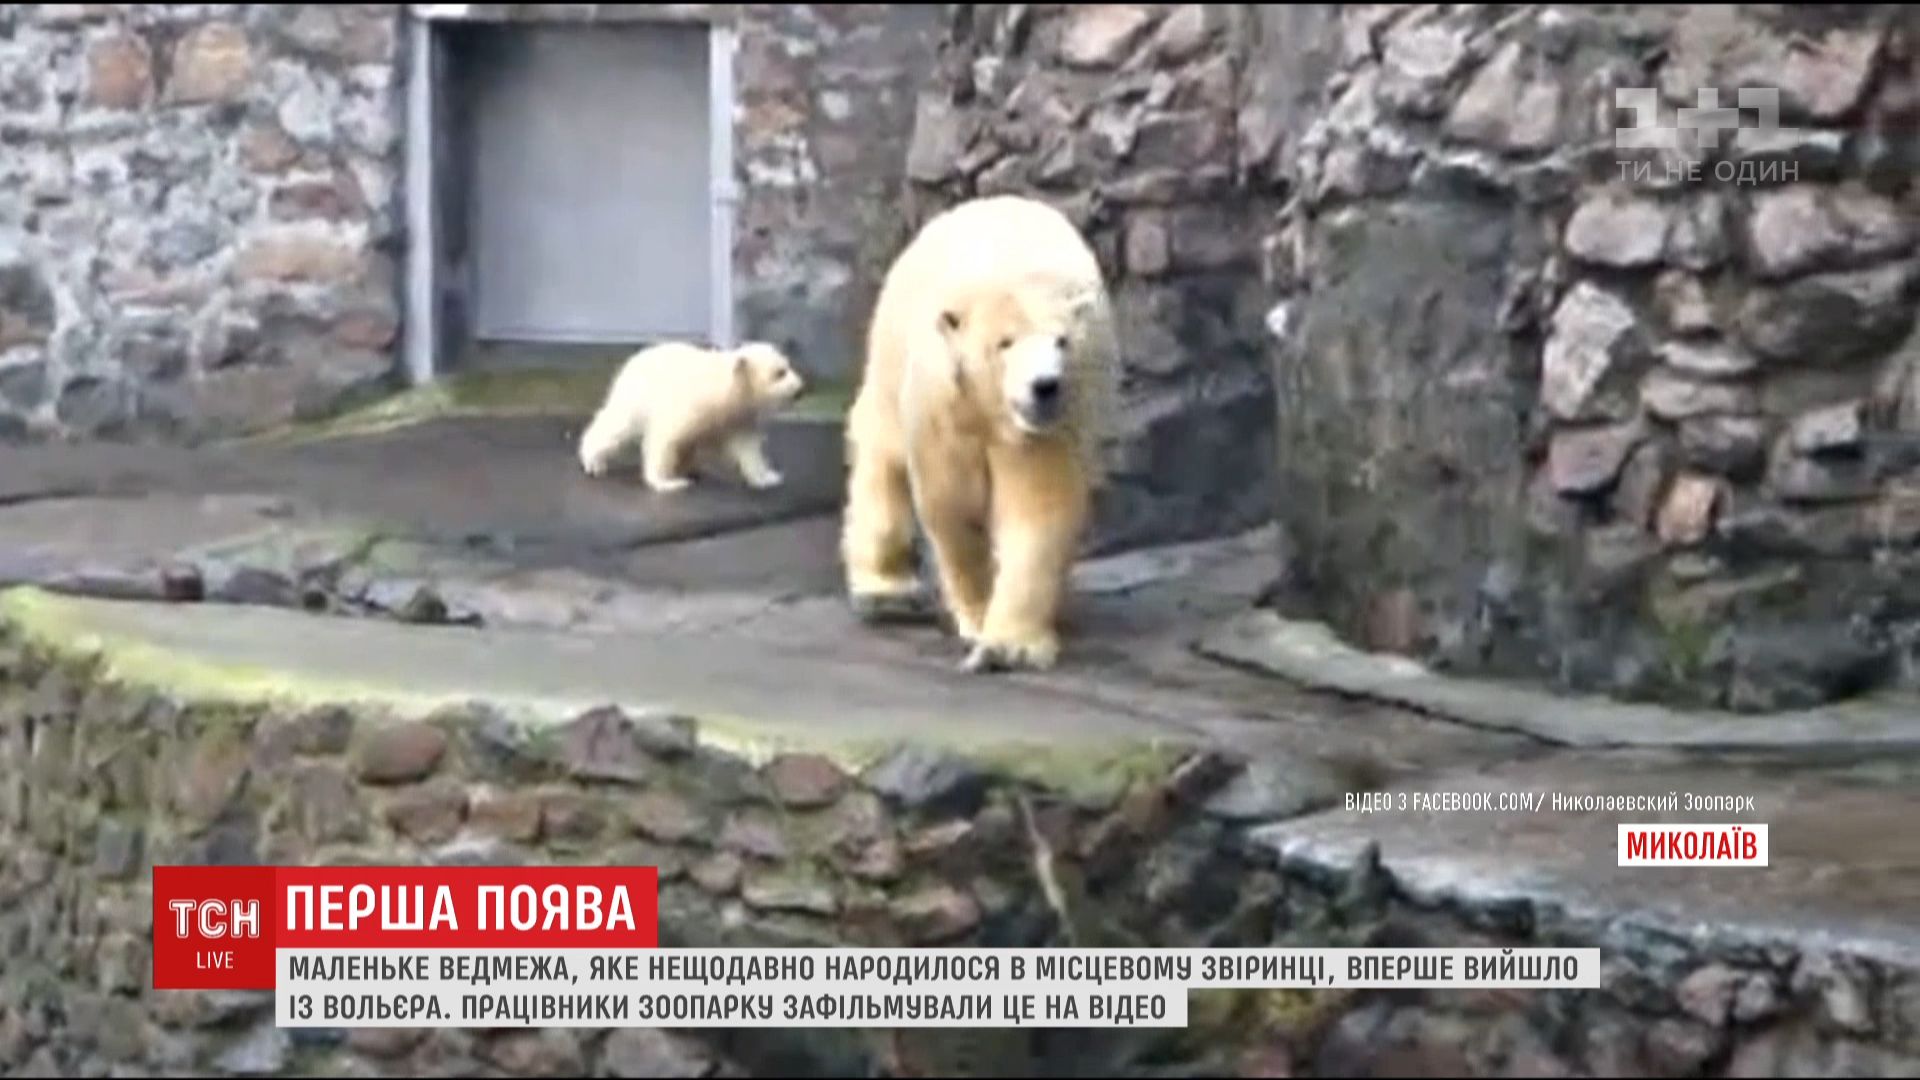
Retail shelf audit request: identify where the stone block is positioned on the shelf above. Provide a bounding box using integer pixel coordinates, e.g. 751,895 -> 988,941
1746,185 -> 1911,281
384,779 -> 468,845
165,23 -> 252,105
1564,193 -> 1668,269
558,705 -> 650,786
352,722 -> 447,785
1058,5 -> 1155,70
1543,283 -> 1644,420
86,34 -> 153,109
1547,422 -> 1642,496
625,790 -> 711,844
234,231 -> 365,285
762,753 -> 847,809
1656,474 -> 1725,546
1445,42 -> 1561,151
1738,264 -> 1916,367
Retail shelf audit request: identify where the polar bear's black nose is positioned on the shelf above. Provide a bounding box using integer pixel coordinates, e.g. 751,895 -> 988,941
1031,377 -> 1061,404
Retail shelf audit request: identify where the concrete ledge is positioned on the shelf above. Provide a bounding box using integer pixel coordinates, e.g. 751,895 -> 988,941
1198,610 -> 1920,752
5,594 -> 1920,1076
0,587 -> 1195,807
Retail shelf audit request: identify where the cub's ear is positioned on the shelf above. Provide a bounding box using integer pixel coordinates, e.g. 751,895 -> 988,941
938,310 -> 962,336
732,351 -> 751,378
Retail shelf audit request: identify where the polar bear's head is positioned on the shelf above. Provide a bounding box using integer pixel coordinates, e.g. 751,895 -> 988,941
730,341 -> 807,410
937,282 -> 1080,437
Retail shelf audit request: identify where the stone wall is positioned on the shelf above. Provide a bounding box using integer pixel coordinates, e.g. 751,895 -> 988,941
1261,4 -> 1920,710
4,614 -> 1920,1077
900,4 -> 1281,553
0,3 -> 406,443
731,4 -> 941,384
0,3 -> 937,443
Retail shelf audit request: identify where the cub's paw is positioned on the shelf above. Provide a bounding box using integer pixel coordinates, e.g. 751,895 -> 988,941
646,475 -> 693,494
961,632 -> 1060,674
743,468 -> 785,490
849,585 -> 934,625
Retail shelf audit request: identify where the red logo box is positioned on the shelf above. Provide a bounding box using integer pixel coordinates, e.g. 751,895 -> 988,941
152,865 -> 661,991
152,865 -> 277,990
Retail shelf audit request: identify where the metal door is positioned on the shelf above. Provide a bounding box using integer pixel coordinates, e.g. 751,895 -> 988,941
465,22 -> 715,344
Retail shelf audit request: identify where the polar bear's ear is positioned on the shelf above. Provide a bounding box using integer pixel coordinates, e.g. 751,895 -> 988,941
938,309 -> 963,336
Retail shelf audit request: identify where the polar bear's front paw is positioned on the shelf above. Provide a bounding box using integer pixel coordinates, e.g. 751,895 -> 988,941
647,475 -> 693,493
849,583 -> 935,624
743,467 -> 785,490
961,630 -> 1060,674
950,609 -> 984,646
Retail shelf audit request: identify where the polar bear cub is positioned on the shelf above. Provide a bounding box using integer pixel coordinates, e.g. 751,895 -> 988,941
577,340 -> 806,494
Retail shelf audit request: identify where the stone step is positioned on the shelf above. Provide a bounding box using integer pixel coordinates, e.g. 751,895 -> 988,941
1202,609 -> 1920,752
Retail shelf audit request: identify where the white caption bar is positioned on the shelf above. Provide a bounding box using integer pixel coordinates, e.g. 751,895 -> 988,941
275,947 -> 1600,1029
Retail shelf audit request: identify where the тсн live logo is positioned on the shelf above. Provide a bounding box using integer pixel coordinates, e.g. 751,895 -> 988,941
150,865 -> 661,992
167,898 -> 261,972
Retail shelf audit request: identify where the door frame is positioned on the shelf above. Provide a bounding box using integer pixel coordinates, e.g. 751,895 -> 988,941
402,6 -> 736,385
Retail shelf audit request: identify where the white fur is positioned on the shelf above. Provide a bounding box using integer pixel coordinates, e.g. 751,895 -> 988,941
577,340 -> 805,493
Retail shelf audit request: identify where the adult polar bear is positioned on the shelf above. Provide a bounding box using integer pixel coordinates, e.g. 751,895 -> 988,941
841,195 -> 1119,673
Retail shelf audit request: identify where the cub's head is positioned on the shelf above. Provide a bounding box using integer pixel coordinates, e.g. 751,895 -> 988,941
937,283 -> 1079,437
729,342 -> 806,410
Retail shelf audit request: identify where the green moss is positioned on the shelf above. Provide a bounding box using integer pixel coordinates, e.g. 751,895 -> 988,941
0,586 -> 449,717
783,379 -> 856,424
969,738 -> 1188,809
235,362 -> 856,449
236,364 -> 623,447
0,587 -> 1188,808
1658,618 -> 1716,683
665,711 -> 1188,810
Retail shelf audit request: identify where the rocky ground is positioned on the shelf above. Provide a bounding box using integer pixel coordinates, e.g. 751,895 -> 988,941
3,411 -> 1919,1076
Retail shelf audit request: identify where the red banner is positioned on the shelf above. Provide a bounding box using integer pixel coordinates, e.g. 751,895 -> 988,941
152,865 -> 661,990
